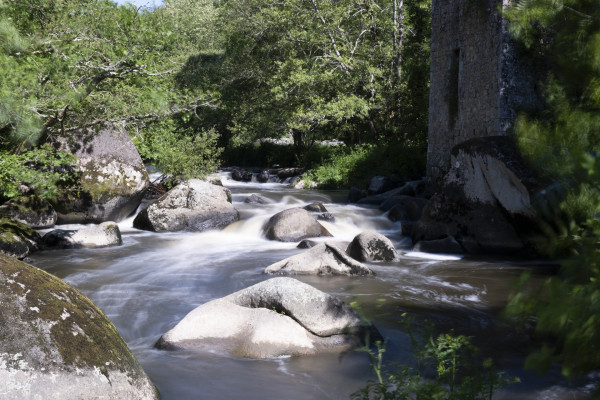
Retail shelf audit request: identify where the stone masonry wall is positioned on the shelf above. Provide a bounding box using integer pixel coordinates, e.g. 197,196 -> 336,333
427,0 -> 539,182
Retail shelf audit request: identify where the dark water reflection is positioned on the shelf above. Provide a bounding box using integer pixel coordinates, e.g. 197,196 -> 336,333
28,175 -> 594,399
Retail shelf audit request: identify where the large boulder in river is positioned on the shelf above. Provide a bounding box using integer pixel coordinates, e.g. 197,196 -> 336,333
133,179 -> 239,233
0,218 -> 41,259
42,222 -> 122,249
0,195 -> 57,229
265,243 -> 374,276
413,137 -> 540,254
346,231 -> 398,262
264,208 -> 332,242
50,124 -> 149,224
155,277 -> 368,358
0,254 -> 159,400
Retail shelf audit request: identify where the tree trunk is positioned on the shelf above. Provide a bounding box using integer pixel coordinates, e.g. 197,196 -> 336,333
393,0 -> 404,125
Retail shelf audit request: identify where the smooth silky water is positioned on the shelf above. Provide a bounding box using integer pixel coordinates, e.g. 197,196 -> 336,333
28,174 -> 594,399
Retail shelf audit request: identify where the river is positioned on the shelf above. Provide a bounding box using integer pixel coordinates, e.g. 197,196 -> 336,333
28,174 -> 595,399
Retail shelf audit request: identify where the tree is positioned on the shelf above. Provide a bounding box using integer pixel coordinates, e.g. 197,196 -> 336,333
504,0 -> 600,383
206,0 -> 430,159
0,0 -> 222,196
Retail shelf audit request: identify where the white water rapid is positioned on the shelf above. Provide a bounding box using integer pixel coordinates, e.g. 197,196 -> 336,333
28,173 -> 595,400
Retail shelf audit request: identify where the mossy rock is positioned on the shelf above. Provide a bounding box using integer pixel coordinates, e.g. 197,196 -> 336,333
50,124 -> 150,224
0,218 -> 41,259
0,254 -> 159,399
0,195 -> 57,229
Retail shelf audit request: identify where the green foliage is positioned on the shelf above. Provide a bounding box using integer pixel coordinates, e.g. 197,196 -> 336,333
221,142 -> 298,169
506,0 -> 600,181
352,314 -> 517,400
0,0 -> 223,191
207,0 -> 430,154
505,0 -> 600,384
506,156 -> 600,381
303,141 -> 426,189
0,10 -> 40,149
135,121 -> 222,182
0,145 -> 77,202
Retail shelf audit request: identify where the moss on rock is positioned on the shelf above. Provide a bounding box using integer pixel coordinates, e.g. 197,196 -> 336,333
0,218 -> 41,258
0,254 -> 159,399
0,195 -> 57,229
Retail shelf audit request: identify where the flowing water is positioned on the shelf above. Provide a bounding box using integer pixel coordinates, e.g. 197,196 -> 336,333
28,174 -> 595,400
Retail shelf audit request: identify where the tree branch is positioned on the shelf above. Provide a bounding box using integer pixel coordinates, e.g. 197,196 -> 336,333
309,0 -> 352,73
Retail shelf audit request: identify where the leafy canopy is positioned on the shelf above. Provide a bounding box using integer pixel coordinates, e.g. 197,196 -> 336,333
505,0 -> 600,382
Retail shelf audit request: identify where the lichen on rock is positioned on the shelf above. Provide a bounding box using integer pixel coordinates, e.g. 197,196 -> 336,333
0,254 -> 159,399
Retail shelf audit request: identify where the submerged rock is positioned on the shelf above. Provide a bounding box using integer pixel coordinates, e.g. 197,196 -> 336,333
50,124 -> 149,224
303,202 -> 328,213
264,208 -> 332,242
0,254 -> 159,400
42,222 -> 122,249
133,179 -> 239,233
265,242 -> 374,276
155,277 -> 369,358
244,194 -> 269,204
0,218 -> 41,259
257,170 -> 270,183
231,168 -> 252,182
346,231 -> 398,262
0,195 -> 57,229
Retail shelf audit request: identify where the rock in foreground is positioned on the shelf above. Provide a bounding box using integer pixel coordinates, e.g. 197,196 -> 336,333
263,208 -> 332,242
134,179 -> 239,232
265,243 -> 374,276
0,254 -> 159,400
156,277 -> 368,358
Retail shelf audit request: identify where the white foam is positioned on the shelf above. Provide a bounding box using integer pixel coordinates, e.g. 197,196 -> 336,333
404,251 -> 463,261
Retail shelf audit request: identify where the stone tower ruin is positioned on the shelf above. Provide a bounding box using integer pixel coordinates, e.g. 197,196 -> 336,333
426,0 -> 539,182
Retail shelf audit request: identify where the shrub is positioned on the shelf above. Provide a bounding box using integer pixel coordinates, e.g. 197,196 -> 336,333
0,145 -> 77,203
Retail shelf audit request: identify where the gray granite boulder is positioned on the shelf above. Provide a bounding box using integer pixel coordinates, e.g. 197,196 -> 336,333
368,176 -> 397,195
43,222 -> 122,249
265,243 -> 374,276
385,196 -> 429,222
0,195 -> 57,229
303,202 -> 328,213
413,137 -> 540,254
133,179 -> 239,233
50,124 -> 149,224
346,231 -> 398,262
0,218 -> 41,259
264,208 -> 332,242
155,277 -> 367,358
0,254 -> 159,400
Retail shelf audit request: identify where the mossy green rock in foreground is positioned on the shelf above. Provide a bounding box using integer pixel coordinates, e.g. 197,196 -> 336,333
0,254 -> 159,400
0,218 -> 41,259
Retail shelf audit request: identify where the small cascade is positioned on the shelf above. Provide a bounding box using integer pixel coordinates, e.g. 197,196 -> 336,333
25,173 -> 591,400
